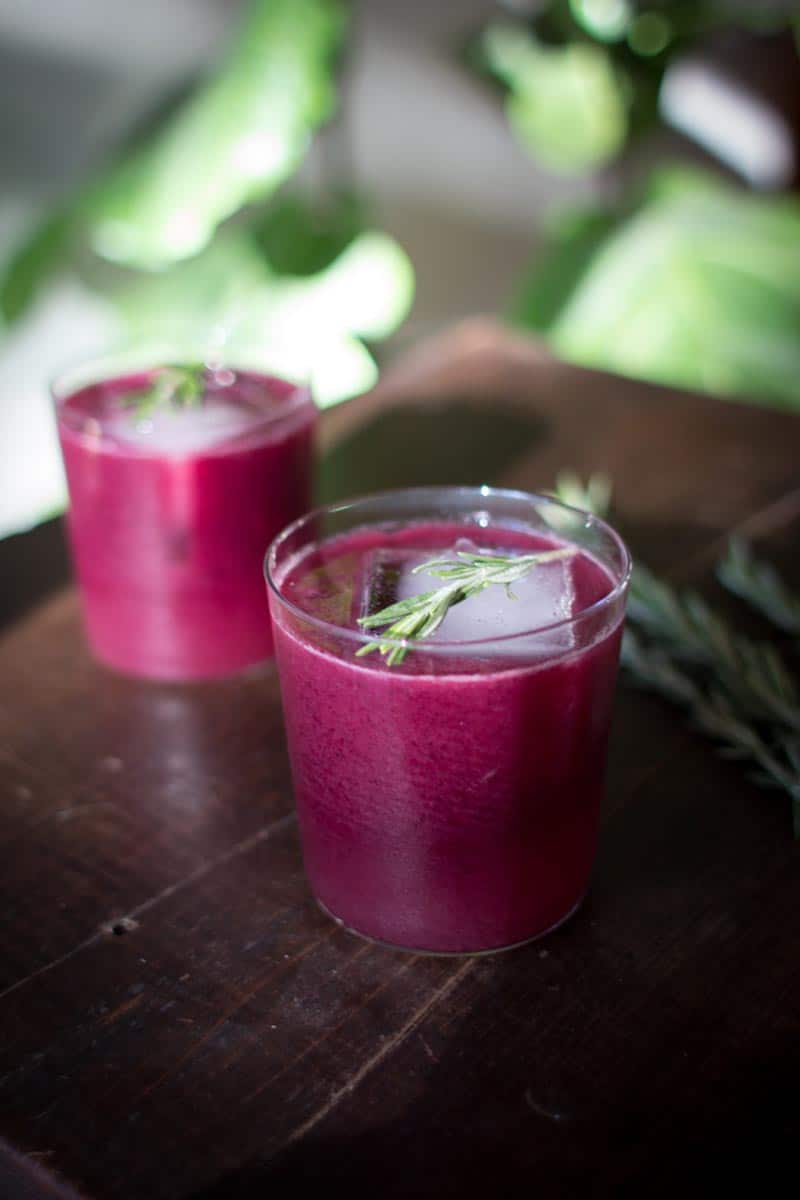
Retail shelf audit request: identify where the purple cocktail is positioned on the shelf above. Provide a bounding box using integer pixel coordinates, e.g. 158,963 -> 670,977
56,360 -> 315,680
267,488 -> 630,954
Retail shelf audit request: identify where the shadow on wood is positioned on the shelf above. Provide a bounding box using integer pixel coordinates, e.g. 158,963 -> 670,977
318,399 -> 548,503
186,950 -> 798,1200
0,518 -> 70,632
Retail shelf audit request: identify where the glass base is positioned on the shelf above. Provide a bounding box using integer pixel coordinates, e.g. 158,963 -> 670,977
315,893 -> 586,958
91,648 -> 276,685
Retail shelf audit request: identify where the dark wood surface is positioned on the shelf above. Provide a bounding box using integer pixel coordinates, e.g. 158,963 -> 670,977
2,322 -> 799,1200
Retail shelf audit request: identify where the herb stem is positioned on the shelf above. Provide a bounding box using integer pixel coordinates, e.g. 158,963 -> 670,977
628,564 -> 800,734
718,536 -> 800,640
622,629 -> 800,836
126,363 -> 206,417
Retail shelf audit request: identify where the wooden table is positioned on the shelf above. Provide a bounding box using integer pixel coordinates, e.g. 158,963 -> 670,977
2,323 -> 799,1199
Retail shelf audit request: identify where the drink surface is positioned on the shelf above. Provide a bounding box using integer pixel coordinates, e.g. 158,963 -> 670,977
59,367 -> 305,455
269,518 -> 624,953
277,521 -> 614,667
57,367 -> 315,680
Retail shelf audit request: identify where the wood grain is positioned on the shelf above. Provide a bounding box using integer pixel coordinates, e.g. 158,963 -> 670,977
1,324 -> 799,1199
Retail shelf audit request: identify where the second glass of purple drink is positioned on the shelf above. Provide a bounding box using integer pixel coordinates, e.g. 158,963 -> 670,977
266,487 -> 630,955
54,354 -> 316,681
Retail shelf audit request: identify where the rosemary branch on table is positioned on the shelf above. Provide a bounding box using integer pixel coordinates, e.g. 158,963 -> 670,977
627,564 -> 800,734
356,547 -> 576,666
622,629 -> 800,837
552,472 -> 800,836
717,536 -> 800,639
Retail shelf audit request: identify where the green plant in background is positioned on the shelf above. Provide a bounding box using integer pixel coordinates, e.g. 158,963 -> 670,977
481,23 -> 628,173
473,2 -> 800,407
112,201 -> 413,408
0,0 -> 414,538
88,0 -> 347,269
2,0 -> 414,390
475,0 -> 796,175
515,168 -> 800,406
2,0 -> 354,322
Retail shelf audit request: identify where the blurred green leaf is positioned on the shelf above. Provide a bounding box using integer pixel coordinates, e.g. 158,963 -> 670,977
517,168 -> 800,406
253,190 -> 365,276
114,220 -> 414,408
280,230 -> 415,343
513,207 -> 621,330
89,0 -> 348,269
0,210 -> 75,327
482,23 -> 628,172
569,0 -> 632,44
114,231 -> 265,350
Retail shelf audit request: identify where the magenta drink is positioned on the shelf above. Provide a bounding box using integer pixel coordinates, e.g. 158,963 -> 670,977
55,360 -> 315,680
267,488 -> 630,954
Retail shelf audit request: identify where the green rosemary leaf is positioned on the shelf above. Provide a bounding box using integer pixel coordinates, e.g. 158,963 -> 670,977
718,537 -> 800,637
622,629 -> 800,835
358,590 -> 441,629
628,563 -> 800,733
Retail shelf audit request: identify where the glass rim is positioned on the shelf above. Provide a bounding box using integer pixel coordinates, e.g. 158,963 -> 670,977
265,485 -> 632,653
50,346 -> 313,424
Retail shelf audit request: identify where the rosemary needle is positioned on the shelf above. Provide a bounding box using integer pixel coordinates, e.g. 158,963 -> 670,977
125,363 -> 207,418
718,536 -> 800,639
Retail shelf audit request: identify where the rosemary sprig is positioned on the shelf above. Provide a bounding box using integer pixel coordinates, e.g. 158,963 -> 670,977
125,363 -> 206,418
356,547 -> 576,666
623,629 -> 800,837
718,536 -> 800,638
628,564 -> 800,734
553,469 -> 800,835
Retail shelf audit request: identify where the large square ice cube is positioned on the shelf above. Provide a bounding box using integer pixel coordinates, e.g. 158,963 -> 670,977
360,543 -> 577,658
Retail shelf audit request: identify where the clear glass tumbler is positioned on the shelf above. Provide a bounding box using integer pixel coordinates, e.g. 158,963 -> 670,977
266,486 -> 630,954
55,353 -> 316,680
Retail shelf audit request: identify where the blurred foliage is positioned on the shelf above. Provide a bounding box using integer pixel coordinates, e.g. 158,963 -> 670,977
0,0 -> 414,411
251,190 -> 365,276
0,210 -> 75,326
89,0 -> 348,269
474,0 -> 798,174
0,0 -> 416,537
477,2 -> 800,407
114,204 -> 414,407
514,167 -> 800,406
482,24 -> 628,172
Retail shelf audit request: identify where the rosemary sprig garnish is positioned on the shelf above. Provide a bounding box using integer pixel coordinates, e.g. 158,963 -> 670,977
125,363 -> 206,418
622,629 -> 800,837
718,536 -> 800,638
356,547 -> 576,666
